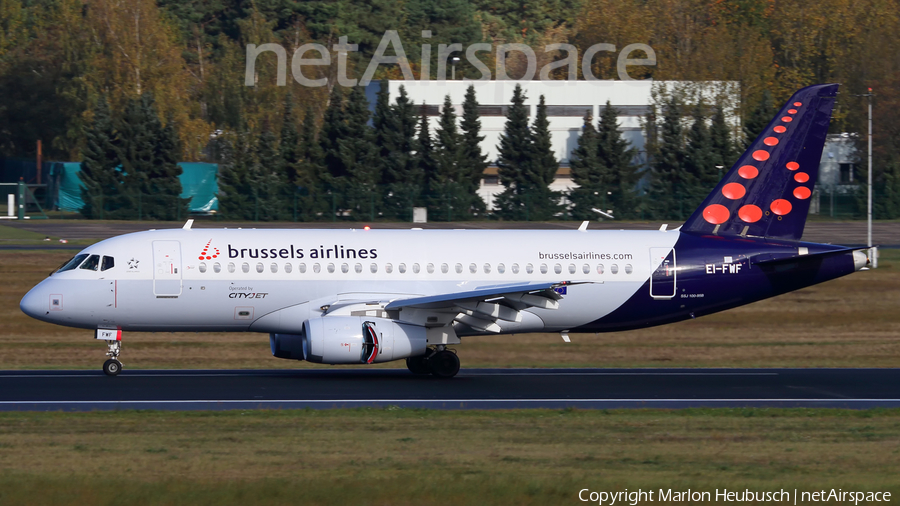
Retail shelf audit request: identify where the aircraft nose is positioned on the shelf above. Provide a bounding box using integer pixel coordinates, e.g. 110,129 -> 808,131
20,286 -> 46,320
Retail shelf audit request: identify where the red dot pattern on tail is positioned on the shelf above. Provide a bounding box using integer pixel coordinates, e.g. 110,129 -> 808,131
738,205 -> 762,223
703,204 -> 730,224
793,187 -> 811,200
770,199 -> 792,215
738,165 -> 759,179
722,183 -> 746,200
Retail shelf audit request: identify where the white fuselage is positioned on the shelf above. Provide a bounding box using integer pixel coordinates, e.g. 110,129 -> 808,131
21,227 -> 680,335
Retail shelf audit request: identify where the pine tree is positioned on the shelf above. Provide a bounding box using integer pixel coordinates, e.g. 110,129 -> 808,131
341,85 -> 380,220
494,84 -> 535,220
528,95 -> 561,220
79,97 -> 122,219
415,105 -> 439,220
430,94 -> 465,220
149,111 -> 189,221
743,90 -> 774,148
319,85 -> 347,216
683,101 -> 717,210
568,110 -> 602,220
596,101 -> 639,219
253,122 -> 289,221
710,102 -> 736,174
295,104 -> 327,220
458,84 -> 488,217
375,82 -> 420,219
218,125 -> 256,220
646,94 -> 689,220
280,93 -> 300,184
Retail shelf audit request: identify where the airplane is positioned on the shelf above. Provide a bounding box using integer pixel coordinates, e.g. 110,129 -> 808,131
20,83 -> 871,378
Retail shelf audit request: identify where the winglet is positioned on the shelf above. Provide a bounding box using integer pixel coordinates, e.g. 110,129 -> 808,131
182,219 -> 194,230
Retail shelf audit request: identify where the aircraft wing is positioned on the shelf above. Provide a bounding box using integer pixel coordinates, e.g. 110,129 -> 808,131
383,281 -> 582,333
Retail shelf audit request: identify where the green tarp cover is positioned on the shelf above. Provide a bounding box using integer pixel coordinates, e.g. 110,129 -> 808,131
56,162 -> 219,213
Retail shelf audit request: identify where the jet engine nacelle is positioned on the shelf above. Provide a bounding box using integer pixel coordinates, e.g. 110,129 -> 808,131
270,316 -> 427,364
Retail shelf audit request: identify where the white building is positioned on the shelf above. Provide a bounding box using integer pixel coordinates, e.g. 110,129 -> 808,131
365,80 -> 740,209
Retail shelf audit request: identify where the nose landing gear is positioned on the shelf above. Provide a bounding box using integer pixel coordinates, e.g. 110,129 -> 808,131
96,328 -> 123,376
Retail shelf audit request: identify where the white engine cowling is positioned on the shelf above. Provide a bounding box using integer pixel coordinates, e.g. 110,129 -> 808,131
271,317 -> 427,364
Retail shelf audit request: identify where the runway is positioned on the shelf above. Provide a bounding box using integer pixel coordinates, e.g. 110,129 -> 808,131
1,368 -> 898,411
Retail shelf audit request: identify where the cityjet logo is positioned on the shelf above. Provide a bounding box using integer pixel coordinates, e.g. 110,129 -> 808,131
245,30 -> 656,87
227,244 -> 378,260
198,240 -> 220,261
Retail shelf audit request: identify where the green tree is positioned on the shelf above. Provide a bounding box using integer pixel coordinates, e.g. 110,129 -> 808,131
78,97 -> 121,219
458,84 -> 488,217
743,90 -> 774,148
494,84 -> 537,220
218,126 -> 256,220
253,123 -> 289,221
596,101 -> 639,219
528,95 -> 561,219
375,82 -> 420,219
319,85 -> 348,216
646,94 -> 689,220
295,104 -> 327,221
341,86 -> 380,220
710,102 -> 736,175
568,110 -> 602,220
683,101 -> 717,210
415,105 -> 439,220
429,94 -> 465,220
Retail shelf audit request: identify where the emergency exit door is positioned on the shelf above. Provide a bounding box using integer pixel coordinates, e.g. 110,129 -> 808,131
649,247 -> 676,299
153,240 -> 182,296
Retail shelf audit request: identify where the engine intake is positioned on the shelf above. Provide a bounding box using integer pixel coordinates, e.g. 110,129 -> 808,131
270,316 -> 427,364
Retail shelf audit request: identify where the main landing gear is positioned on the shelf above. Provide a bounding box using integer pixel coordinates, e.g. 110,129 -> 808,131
406,346 -> 460,378
102,339 -> 123,376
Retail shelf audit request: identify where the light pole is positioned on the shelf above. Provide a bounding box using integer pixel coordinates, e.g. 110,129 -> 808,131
451,56 -> 460,80
851,88 -> 875,265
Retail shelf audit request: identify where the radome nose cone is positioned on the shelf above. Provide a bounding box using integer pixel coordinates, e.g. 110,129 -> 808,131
20,288 -> 43,319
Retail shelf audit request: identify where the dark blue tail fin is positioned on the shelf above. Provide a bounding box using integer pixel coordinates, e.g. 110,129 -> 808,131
681,83 -> 839,240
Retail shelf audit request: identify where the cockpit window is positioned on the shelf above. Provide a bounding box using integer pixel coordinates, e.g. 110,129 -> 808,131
79,254 -> 100,271
57,254 -> 88,273
101,256 -> 115,271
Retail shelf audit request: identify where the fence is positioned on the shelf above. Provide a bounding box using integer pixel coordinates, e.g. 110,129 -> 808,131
23,185 -> 886,222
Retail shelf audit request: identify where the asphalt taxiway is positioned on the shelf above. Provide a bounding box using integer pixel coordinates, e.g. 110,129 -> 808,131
1,368 -> 898,411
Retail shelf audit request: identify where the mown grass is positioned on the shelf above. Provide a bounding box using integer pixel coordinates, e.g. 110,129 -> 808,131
2,249 -> 898,370
0,408 -> 898,505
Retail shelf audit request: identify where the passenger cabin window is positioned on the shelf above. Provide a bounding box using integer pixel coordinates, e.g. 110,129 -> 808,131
199,262 -> 207,273
611,264 -> 619,274
554,264 -> 562,275
455,263 -> 463,274
256,262 -> 264,273
540,264 -> 548,274
228,262 -> 235,273
270,263 -> 278,273
370,263 -> 377,273
242,262 -> 250,273
398,263 -> 407,274
512,263 -> 520,274
441,263 -> 448,274
214,262 -> 222,273
80,254 -> 100,271
385,263 -> 393,273
101,256 -> 115,271
355,263 -> 362,273
299,263 -> 307,273
526,263 -> 534,274
469,263 -> 477,274
498,263 -> 505,274
284,263 -> 292,273
412,263 -> 420,274
625,264 -> 633,274
582,264 -> 590,274
597,264 -> 604,274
